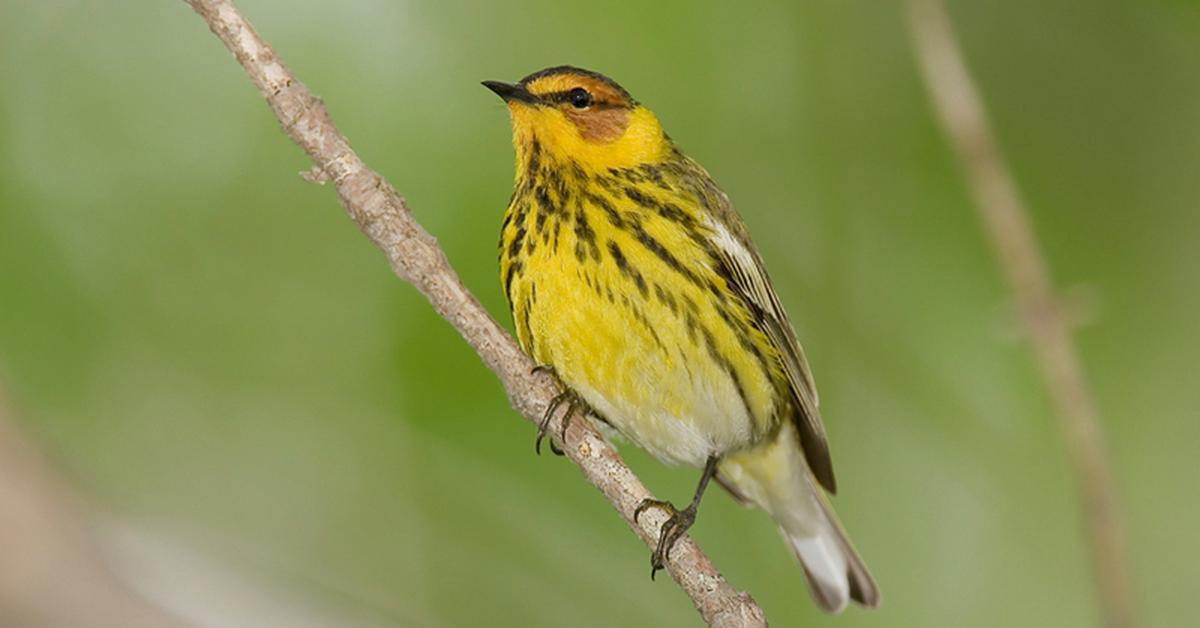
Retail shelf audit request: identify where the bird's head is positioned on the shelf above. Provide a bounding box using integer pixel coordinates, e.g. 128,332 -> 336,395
483,66 -> 668,173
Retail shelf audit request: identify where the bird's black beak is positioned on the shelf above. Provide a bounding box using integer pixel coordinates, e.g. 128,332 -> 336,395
482,80 -> 538,105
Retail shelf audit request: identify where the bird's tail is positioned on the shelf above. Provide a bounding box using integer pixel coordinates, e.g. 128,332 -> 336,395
719,422 -> 880,613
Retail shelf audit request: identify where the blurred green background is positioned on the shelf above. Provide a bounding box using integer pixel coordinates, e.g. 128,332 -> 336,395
1,1 -> 1197,626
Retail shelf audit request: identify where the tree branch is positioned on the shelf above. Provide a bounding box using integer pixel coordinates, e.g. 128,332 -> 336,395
180,1 -> 766,626
905,2 -> 1138,627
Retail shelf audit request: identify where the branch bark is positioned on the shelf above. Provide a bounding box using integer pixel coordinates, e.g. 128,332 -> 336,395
180,1 -> 766,626
905,2 -> 1138,627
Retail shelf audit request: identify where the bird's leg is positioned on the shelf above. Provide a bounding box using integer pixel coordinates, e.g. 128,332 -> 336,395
633,456 -> 720,579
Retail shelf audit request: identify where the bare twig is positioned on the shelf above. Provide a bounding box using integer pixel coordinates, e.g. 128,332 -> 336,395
906,2 -> 1138,627
180,1 -> 766,626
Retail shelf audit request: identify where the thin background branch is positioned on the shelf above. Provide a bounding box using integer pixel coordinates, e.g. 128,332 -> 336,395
906,2 -> 1138,627
0,388 -> 198,628
180,1 -> 766,626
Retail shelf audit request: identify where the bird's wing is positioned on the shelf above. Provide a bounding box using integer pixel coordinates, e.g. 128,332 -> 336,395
706,213 -> 837,494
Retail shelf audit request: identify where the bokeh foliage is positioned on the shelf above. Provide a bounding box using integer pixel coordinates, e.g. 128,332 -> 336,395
1,1 -> 1197,626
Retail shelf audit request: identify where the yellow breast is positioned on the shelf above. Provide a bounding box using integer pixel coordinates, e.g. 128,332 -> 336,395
499,156 -> 784,466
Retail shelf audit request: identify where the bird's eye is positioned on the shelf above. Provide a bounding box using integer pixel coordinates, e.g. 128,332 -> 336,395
567,87 -> 592,109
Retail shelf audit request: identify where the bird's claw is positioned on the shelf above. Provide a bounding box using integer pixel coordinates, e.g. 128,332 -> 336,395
530,363 -> 556,377
531,364 -> 599,456
534,384 -> 591,457
535,391 -> 571,456
634,498 -> 697,579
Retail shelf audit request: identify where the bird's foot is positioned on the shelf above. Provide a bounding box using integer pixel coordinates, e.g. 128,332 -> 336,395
532,365 -> 590,456
633,498 -> 698,580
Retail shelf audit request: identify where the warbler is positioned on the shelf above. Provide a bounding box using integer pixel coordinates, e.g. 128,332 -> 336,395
485,66 -> 879,613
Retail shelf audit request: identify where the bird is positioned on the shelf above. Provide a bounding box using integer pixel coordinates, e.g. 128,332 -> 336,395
484,65 -> 879,613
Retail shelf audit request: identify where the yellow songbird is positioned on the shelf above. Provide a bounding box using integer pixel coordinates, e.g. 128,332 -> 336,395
485,66 -> 879,613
